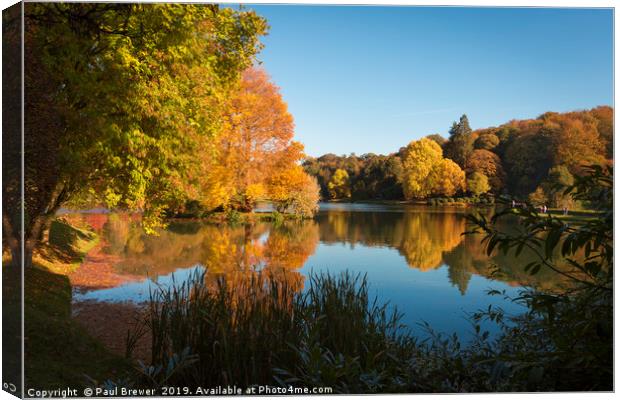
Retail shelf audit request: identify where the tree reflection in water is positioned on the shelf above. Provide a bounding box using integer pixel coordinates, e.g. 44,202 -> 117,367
78,213 -> 318,293
74,207 -> 569,296
314,208 -> 569,292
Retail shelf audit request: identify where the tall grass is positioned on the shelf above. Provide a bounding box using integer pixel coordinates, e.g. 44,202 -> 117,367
145,270 -> 299,386
138,269 -> 416,392
128,266 -> 611,392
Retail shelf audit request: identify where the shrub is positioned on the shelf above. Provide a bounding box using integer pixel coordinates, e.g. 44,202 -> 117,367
271,210 -> 285,226
465,165 -> 612,391
225,209 -> 242,225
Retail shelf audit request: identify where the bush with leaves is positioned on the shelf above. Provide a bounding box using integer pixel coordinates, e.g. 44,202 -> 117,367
465,164 -> 612,391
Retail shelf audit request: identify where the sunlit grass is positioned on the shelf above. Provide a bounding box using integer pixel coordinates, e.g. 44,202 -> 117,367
33,219 -> 99,275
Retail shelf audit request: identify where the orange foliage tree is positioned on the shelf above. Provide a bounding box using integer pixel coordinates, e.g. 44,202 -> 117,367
466,149 -> 506,193
199,67 -> 316,214
541,112 -> 607,175
266,165 -> 320,217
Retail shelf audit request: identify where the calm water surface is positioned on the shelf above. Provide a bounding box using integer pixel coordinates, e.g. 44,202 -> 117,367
71,203 -> 569,339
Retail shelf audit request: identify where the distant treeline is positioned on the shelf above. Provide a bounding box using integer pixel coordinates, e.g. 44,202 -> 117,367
303,106 -> 612,206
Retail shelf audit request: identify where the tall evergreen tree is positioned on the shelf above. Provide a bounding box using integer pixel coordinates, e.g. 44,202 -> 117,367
444,114 -> 474,170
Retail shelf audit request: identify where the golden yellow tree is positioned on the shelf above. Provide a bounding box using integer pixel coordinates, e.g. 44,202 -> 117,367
401,138 -> 443,199
402,138 -> 466,199
429,159 -> 466,197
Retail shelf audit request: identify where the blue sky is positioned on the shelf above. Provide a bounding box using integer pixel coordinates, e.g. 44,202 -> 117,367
248,6 -> 613,157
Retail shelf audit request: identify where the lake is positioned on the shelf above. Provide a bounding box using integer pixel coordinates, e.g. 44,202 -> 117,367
69,203 -> 569,340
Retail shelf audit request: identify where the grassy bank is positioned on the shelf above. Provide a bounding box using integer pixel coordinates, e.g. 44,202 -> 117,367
32,219 -> 100,275
24,265 -> 131,389
3,219 -> 132,390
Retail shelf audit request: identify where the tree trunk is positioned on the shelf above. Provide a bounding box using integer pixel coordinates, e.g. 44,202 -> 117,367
23,239 -> 35,269
39,216 -> 54,244
3,215 -> 21,269
22,214 -> 49,269
8,242 -> 21,269
40,228 -> 50,244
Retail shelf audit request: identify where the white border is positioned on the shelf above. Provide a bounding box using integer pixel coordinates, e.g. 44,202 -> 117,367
0,1 -> 615,400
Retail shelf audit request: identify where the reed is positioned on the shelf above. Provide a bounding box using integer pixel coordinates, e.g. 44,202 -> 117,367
128,265 -> 612,392
140,269 -> 415,391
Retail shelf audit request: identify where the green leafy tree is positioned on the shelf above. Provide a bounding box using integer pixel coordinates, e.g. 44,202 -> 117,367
467,165 -> 612,390
537,165 -> 575,208
303,153 -> 403,200
504,132 -> 553,195
11,4 -> 267,268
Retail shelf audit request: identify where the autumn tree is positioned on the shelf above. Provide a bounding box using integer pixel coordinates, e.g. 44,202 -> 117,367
204,67 -> 305,212
502,108 -> 611,195
467,172 -> 490,196
13,4 -> 267,268
267,166 -> 320,217
474,133 -> 499,150
466,149 -> 506,193
287,177 -> 321,218
328,169 -> 351,199
429,159 -> 466,197
444,114 -> 475,169
590,106 -> 613,159
528,186 -> 548,206
542,112 -> 607,175
401,138 -> 443,199
304,106 -> 612,204
425,134 -> 447,147
402,138 -> 465,199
